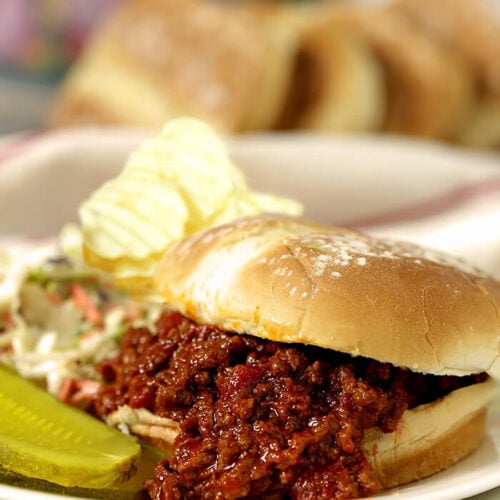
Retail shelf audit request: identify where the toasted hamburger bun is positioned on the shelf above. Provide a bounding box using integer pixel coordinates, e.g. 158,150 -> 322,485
363,379 -> 494,488
148,215 -> 499,489
155,215 -> 500,378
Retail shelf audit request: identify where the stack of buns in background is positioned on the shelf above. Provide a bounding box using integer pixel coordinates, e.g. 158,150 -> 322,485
48,0 -> 500,148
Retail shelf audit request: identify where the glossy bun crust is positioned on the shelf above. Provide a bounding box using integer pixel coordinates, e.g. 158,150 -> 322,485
155,215 -> 500,378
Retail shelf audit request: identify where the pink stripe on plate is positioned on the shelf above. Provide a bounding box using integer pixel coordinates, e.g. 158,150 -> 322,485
0,131 -> 46,166
353,175 -> 500,229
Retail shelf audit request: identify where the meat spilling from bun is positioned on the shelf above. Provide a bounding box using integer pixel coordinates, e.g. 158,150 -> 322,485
91,216 -> 500,499
94,311 -> 493,499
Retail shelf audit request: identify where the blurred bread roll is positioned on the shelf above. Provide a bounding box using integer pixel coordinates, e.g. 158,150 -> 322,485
389,0 -> 500,97
389,0 -> 500,147
243,0 -> 319,33
48,0 -> 298,132
277,13 -> 385,132
460,96 -> 500,148
330,7 -> 475,139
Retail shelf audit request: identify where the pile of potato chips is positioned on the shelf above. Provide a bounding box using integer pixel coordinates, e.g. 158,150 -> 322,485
79,118 -> 303,298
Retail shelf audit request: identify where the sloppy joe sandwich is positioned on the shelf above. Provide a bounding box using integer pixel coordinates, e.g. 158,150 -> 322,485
91,215 -> 500,499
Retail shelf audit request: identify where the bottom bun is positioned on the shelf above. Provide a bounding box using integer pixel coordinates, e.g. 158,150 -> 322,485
363,378 -> 495,488
106,406 -> 179,459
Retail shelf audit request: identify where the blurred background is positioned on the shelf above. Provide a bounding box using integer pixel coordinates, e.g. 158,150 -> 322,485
0,0 -> 120,133
0,0 -> 499,149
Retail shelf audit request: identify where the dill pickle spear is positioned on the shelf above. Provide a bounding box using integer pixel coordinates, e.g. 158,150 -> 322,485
0,445 -> 163,499
0,364 -> 141,489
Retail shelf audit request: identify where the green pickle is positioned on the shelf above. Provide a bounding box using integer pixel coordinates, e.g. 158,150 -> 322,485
0,445 -> 163,499
0,364 -> 142,490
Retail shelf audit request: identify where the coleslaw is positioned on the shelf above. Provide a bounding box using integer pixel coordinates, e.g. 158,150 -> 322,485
0,224 -> 162,405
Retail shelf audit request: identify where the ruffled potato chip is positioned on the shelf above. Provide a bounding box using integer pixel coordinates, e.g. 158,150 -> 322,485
122,119 -> 246,223
79,117 -> 303,295
81,177 -> 188,260
251,192 -> 304,217
203,191 -> 304,232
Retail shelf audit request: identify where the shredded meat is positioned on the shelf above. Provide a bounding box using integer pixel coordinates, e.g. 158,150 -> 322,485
92,311 -> 485,500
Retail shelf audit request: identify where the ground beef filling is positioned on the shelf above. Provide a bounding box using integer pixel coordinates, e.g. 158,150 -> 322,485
93,311 -> 485,500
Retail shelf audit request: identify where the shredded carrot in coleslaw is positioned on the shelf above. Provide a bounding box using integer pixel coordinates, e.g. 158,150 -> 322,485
70,283 -> 103,326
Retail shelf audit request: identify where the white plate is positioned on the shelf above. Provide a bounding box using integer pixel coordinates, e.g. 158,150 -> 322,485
0,129 -> 499,499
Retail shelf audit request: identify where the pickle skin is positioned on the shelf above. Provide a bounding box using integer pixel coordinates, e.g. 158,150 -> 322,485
0,467 -> 148,499
0,364 -> 141,488
0,445 -> 164,499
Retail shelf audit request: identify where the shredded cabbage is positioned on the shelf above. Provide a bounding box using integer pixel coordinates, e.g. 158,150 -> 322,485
0,224 -> 162,398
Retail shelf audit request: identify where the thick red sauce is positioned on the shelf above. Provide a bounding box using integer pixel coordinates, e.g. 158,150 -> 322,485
93,311 -> 485,500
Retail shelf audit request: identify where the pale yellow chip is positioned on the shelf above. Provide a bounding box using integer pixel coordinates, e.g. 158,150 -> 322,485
80,177 -> 188,259
191,191 -> 303,232
122,118 -> 246,223
79,117 -> 303,296
250,192 -> 304,217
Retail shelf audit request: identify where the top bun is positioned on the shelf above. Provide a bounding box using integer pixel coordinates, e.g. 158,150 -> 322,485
154,216 -> 500,377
